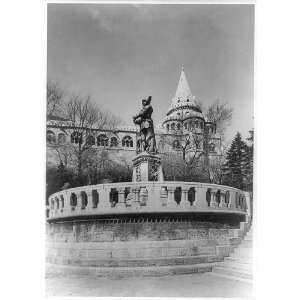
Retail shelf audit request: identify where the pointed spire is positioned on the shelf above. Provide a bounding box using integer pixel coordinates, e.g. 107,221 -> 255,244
172,66 -> 195,107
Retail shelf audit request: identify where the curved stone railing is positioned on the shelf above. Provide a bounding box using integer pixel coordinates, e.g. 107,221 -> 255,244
46,181 -> 250,221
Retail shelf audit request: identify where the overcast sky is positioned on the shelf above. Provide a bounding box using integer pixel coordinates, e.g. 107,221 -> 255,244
48,4 -> 254,141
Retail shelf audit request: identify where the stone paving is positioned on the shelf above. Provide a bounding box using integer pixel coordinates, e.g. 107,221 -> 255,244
46,272 -> 252,297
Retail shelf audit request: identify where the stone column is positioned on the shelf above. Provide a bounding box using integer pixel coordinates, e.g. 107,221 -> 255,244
219,190 -> 226,208
182,187 -> 190,207
210,189 -> 218,208
116,188 -> 126,208
194,186 -> 207,208
167,187 -> 177,208
148,185 -> 161,209
132,187 -> 140,209
86,190 -> 93,211
97,187 -> 111,210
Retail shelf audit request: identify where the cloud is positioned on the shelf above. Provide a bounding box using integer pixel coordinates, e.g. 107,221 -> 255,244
87,7 -> 114,32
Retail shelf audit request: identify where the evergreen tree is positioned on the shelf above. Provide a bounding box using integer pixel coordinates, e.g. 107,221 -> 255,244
244,129 -> 254,192
223,132 -> 248,189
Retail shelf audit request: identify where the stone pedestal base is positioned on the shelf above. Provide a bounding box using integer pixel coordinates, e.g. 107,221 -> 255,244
132,152 -> 164,182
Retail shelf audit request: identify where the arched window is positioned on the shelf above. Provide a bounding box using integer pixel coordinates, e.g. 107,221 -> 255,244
173,140 -> 180,150
122,136 -> 133,148
60,195 -> 64,208
206,188 -> 211,206
81,191 -> 88,209
166,124 -> 170,131
195,121 -> 199,128
97,134 -> 108,146
200,122 -> 204,129
46,130 -> 56,144
209,143 -> 215,152
92,190 -> 99,208
57,133 -> 66,144
225,191 -> 230,207
177,123 -> 181,130
215,190 -> 221,206
86,135 -> 95,146
71,132 -> 82,144
174,187 -> 182,205
110,188 -> 118,207
171,123 -> 175,130
110,136 -> 118,147
184,122 -> 188,130
70,193 -> 77,209
55,197 -> 59,209
188,187 -> 195,205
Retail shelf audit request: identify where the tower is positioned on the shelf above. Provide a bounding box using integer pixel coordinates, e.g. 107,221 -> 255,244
162,66 -> 206,134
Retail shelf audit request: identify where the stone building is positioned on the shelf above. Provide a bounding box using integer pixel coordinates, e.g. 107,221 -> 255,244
46,67 -> 221,167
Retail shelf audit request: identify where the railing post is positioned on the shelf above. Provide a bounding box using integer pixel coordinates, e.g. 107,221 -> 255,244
97,187 -> 111,209
86,190 -> 93,211
116,187 -> 126,208
210,189 -> 218,208
182,187 -> 190,207
132,187 -> 140,208
220,190 -> 226,208
167,186 -> 176,208
194,186 -> 207,208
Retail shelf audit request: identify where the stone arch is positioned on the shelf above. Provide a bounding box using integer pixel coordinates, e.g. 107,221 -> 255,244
71,132 -> 82,144
60,195 -> 64,208
55,196 -> 59,209
215,190 -> 221,206
97,134 -> 108,146
57,133 -> 66,144
188,187 -> 196,205
122,136 -> 133,147
110,188 -> 118,207
209,143 -> 216,152
173,139 -> 180,150
110,136 -> 118,147
174,187 -> 182,205
225,191 -> 230,207
92,190 -> 99,208
81,191 -> 88,209
70,193 -> 77,208
86,135 -> 95,146
206,188 -> 211,206
46,130 -> 56,144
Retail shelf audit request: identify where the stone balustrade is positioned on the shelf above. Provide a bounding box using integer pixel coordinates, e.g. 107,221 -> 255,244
46,181 -> 249,221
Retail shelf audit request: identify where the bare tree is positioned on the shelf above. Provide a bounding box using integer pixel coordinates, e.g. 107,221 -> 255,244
47,80 -> 64,117
205,99 -> 233,138
160,100 -> 233,183
159,109 -> 206,181
54,94 -> 122,184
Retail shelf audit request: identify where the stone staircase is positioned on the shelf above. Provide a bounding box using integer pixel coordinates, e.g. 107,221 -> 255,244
211,227 -> 252,283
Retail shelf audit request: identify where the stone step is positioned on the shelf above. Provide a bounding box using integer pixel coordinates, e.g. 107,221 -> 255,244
212,266 -> 252,280
46,261 -> 216,278
47,254 -> 224,268
239,240 -> 252,248
209,270 -> 253,284
224,256 -> 252,265
231,248 -> 252,258
218,261 -> 252,272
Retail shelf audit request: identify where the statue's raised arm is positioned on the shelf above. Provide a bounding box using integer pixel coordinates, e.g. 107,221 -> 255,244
133,96 -> 157,154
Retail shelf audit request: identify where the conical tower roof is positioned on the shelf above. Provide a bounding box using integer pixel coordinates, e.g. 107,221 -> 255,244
169,66 -> 197,110
162,66 -> 204,125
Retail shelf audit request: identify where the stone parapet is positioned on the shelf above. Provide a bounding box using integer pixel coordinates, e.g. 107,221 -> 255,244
47,182 -> 248,222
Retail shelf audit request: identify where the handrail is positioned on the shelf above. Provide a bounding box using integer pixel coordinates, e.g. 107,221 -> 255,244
46,181 -> 250,221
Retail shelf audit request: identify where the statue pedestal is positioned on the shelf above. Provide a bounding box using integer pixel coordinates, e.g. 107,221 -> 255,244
132,152 -> 164,182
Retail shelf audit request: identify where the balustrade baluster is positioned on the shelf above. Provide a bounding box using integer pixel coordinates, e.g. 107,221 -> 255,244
167,187 -> 176,208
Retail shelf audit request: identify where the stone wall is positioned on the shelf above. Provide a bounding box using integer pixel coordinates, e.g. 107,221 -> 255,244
46,219 -> 244,270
